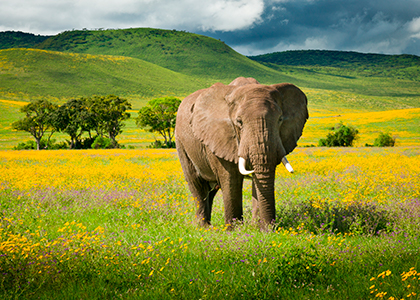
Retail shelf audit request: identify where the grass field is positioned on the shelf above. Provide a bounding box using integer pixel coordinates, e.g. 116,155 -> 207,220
1,147 -> 419,299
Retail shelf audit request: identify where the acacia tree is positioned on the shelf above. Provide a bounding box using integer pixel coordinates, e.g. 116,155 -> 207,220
136,97 -> 181,148
12,99 -> 58,150
90,95 -> 131,143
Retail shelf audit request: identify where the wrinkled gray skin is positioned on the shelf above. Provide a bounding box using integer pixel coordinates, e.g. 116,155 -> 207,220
175,77 -> 308,228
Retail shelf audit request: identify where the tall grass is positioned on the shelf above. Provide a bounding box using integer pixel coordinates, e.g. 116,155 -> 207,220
1,147 -> 419,299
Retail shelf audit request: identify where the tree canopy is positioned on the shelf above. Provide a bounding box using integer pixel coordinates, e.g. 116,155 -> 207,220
136,97 -> 181,148
12,99 -> 58,150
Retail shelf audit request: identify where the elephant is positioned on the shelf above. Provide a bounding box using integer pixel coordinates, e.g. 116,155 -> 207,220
175,77 -> 308,228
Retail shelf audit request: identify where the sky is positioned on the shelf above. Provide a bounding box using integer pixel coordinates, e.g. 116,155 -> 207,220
1,0 -> 420,56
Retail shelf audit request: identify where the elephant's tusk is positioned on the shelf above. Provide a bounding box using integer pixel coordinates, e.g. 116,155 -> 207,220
282,157 -> 294,173
238,157 -> 255,175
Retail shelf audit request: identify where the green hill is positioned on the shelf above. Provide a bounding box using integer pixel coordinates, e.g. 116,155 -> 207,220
35,28 -> 288,82
0,48 -> 208,108
249,50 -> 420,80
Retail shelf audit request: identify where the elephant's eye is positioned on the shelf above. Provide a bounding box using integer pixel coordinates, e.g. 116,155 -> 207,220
236,117 -> 243,128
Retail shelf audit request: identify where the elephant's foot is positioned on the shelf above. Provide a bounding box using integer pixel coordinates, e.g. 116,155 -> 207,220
197,217 -> 211,227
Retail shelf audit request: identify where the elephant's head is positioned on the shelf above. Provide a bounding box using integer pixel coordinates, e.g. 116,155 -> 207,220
191,79 -> 308,225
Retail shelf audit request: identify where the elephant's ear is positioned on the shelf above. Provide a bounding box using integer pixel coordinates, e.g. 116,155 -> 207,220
191,84 -> 238,163
272,83 -> 308,155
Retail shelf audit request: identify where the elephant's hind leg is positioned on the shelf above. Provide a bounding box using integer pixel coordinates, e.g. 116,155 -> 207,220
177,146 -> 216,226
188,178 -> 217,226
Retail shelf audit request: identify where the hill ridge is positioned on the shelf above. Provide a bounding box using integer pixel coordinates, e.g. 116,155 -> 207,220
32,28 -> 283,81
249,49 -> 420,67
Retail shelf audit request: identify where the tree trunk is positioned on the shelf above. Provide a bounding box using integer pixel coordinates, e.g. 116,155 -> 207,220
35,138 -> 41,150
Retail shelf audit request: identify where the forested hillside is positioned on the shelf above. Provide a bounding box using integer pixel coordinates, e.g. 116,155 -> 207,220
0,31 -> 51,49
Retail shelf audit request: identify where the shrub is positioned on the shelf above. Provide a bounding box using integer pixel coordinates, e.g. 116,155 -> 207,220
91,136 -> 117,149
373,132 -> 396,147
14,140 -> 38,150
147,140 -> 176,149
14,138 -> 68,150
318,122 -> 359,147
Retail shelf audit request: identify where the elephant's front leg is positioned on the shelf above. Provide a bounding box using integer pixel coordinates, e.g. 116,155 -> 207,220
219,175 -> 244,225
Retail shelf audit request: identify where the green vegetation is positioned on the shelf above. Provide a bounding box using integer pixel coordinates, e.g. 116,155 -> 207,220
11,99 -> 58,150
250,50 -> 420,81
136,97 -> 181,148
0,48 -> 207,106
318,122 -> 359,147
0,31 -> 51,49
373,132 -> 396,147
12,95 -> 132,149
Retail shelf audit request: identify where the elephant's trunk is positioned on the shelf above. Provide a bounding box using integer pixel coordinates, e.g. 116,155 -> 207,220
252,168 -> 276,226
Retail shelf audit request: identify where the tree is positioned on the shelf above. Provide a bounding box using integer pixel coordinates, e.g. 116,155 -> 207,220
12,100 -> 58,150
90,95 -> 131,143
51,98 -> 93,149
319,122 -> 359,147
136,97 -> 181,148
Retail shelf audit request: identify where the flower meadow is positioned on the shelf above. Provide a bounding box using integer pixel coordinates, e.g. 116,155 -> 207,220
0,147 -> 419,299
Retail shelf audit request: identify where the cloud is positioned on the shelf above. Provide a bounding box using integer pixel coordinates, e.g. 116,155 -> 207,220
0,0 -> 419,56
408,17 -> 420,37
206,0 -> 420,55
0,0 -> 264,34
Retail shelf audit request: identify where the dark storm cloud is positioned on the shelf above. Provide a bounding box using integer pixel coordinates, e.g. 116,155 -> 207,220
203,0 -> 420,55
1,0 -> 419,55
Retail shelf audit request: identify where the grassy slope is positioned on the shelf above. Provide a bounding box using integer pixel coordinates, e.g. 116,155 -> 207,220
0,48 -> 209,107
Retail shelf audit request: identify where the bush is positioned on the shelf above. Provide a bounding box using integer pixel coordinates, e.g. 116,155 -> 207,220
318,122 -> 359,147
14,140 -> 38,150
147,140 -> 176,149
373,132 -> 396,147
91,136 -> 117,149
14,138 -> 68,150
